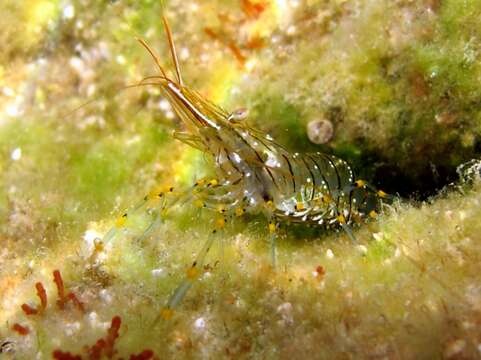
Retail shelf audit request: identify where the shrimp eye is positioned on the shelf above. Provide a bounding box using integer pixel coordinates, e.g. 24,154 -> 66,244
228,108 -> 249,122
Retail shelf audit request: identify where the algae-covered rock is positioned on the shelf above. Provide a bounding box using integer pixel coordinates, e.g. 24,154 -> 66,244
230,0 -> 481,197
0,0 -> 480,359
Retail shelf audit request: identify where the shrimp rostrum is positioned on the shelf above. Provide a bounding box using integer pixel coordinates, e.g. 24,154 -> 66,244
102,16 -> 391,317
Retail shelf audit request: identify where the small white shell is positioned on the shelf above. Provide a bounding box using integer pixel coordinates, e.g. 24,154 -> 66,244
307,119 -> 334,144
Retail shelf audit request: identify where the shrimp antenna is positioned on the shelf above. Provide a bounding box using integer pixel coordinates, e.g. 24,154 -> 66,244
136,37 -> 168,80
162,15 -> 184,86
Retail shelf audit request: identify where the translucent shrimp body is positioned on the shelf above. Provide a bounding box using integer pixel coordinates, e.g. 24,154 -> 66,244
109,16 -> 390,316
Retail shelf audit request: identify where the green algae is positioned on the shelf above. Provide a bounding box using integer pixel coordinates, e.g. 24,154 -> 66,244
1,0 -> 481,359
230,0 -> 481,196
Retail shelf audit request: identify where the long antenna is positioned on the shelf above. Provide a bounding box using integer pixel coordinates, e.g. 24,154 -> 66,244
162,15 -> 184,86
136,38 -> 168,79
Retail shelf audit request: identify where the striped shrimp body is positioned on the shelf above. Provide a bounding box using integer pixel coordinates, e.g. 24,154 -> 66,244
199,122 -> 387,243
222,129 -> 384,226
105,16 -> 390,318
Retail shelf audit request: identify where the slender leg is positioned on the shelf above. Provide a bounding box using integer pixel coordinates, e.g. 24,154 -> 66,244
268,220 -> 278,269
101,180 -> 220,247
270,232 -> 277,269
165,231 -> 216,310
173,131 -> 204,151
340,223 -> 358,243
156,218 -> 231,324
101,186 -> 175,246
154,182 -> 244,321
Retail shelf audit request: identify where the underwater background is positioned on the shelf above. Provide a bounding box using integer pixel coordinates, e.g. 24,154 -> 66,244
1,0 -> 481,358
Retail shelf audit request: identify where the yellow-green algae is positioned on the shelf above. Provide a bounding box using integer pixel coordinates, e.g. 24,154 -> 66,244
0,0 -> 481,358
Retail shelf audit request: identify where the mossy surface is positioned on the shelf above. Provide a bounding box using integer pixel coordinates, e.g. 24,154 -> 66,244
1,0 -> 480,359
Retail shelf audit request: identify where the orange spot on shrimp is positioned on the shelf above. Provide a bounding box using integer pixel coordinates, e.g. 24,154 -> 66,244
216,217 -> 226,229
337,214 -> 346,224
194,199 -> 204,208
355,180 -> 366,188
93,239 -> 104,253
377,190 -> 388,198
186,266 -> 199,280
115,213 -> 127,228
147,186 -> 164,200
195,178 -> 207,187
295,202 -> 305,211
235,207 -> 245,217
369,210 -> 378,218
322,195 -> 332,204
268,222 -> 276,233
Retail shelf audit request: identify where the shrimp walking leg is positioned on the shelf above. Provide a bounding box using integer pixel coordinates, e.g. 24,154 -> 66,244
165,231 -> 217,310
340,223 -> 358,243
101,177 -> 240,247
161,187 -> 245,314
103,180 -> 240,321
101,186 -> 186,247
266,219 -> 278,269
270,232 -> 278,269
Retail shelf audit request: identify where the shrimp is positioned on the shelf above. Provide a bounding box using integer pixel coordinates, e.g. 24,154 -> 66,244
102,16 -> 391,318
